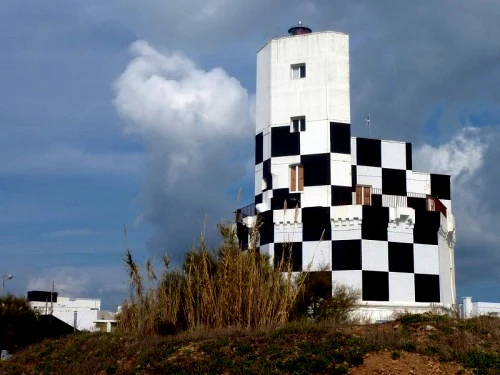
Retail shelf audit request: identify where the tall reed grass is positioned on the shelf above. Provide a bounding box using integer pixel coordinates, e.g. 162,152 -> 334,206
118,221 -> 305,335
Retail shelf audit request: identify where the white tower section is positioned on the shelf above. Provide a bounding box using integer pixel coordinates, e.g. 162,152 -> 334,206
256,31 -> 350,135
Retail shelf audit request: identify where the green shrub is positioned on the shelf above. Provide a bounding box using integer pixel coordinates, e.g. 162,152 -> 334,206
391,351 -> 401,360
292,272 -> 360,323
463,350 -> 500,373
0,294 -> 38,352
401,342 -> 417,352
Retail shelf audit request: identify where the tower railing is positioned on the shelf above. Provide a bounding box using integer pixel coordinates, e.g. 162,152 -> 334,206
334,187 -> 447,217
235,203 -> 256,222
236,189 -> 447,223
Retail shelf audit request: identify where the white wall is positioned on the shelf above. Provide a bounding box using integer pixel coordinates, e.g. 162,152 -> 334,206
31,297 -> 101,312
476,302 -> 500,316
460,297 -> 500,318
407,171 -> 431,195
362,240 -> 388,272
303,241 -> 332,271
438,213 -> 456,306
256,31 -> 350,134
356,166 -> 382,189
274,223 -> 303,243
30,296 -> 103,332
381,140 -> 407,170
270,155 -> 300,190
53,310 -> 99,332
301,186 -> 330,208
299,120 -> 330,155
256,43 -> 271,133
331,153 -> 352,187
352,302 -> 446,323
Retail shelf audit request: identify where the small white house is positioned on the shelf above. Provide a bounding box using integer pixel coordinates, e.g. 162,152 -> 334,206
27,291 -> 117,332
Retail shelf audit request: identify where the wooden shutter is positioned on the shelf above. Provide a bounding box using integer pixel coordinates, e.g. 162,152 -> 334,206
355,186 -> 362,204
364,186 -> 372,206
298,165 -> 304,191
290,166 -> 296,191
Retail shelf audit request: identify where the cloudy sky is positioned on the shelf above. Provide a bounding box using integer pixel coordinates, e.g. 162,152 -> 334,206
1,0 -> 499,308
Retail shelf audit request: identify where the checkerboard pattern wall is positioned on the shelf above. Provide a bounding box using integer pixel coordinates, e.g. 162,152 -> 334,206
252,122 -> 451,304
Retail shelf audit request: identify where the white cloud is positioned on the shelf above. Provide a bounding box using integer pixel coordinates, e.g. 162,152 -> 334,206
27,266 -> 127,297
414,127 -> 487,183
414,126 -> 500,283
113,40 -> 254,259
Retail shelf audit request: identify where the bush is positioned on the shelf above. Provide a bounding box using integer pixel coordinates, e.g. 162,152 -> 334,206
292,272 -> 360,323
0,295 -> 38,352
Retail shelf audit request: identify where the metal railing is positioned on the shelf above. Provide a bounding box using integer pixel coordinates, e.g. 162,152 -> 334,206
236,188 -> 448,223
235,202 -> 256,222
333,188 -> 447,217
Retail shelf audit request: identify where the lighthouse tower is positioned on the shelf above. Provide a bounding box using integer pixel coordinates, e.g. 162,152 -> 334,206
241,23 -> 456,321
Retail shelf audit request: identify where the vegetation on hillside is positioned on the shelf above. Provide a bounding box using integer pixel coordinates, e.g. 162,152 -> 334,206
118,221 -> 360,336
1,313 -> 499,374
0,294 -> 41,352
2,222 -> 499,374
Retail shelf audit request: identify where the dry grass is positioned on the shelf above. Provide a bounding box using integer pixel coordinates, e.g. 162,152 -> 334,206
118,221 -> 306,334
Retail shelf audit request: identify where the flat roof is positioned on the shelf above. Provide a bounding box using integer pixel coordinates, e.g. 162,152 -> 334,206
257,30 -> 349,54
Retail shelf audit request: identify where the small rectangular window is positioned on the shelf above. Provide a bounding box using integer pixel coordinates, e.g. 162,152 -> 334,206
290,165 -> 304,192
355,185 -> 372,206
291,63 -> 306,79
291,116 -> 306,133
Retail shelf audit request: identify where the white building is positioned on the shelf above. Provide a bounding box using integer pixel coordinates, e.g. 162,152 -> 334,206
237,23 -> 457,322
460,297 -> 500,318
28,291 -> 117,332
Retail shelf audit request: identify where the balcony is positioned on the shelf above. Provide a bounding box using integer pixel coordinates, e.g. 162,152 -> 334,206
235,187 -> 447,224
333,187 -> 447,217
235,203 -> 256,222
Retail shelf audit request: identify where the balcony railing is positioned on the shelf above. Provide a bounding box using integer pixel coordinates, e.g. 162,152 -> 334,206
334,187 -> 447,217
235,202 -> 256,222
236,188 -> 447,224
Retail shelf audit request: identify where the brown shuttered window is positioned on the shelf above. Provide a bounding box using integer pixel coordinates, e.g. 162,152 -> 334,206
298,165 -> 304,191
355,186 -> 362,204
290,165 -> 304,192
363,186 -> 372,206
355,185 -> 372,205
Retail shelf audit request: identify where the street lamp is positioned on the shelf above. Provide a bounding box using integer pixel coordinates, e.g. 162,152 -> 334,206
1,274 -> 14,296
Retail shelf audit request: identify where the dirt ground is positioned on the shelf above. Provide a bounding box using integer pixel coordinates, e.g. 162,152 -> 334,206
351,351 -> 473,375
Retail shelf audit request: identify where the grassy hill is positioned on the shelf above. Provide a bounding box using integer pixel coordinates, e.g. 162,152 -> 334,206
1,313 -> 499,375
3,229 -> 498,374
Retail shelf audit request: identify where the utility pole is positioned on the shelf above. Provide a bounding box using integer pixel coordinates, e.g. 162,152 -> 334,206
50,281 -> 55,315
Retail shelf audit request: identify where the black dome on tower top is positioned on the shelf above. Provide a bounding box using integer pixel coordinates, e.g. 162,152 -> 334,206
288,21 -> 312,36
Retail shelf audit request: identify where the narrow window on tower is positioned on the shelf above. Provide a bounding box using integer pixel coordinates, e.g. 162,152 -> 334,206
355,185 -> 372,205
290,164 -> 304,192
291,63 -> 306,79
291,116 -> 306,133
